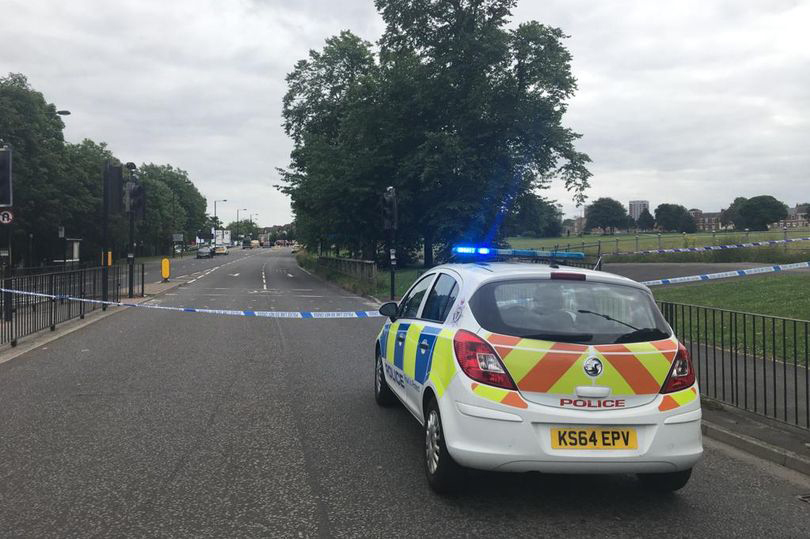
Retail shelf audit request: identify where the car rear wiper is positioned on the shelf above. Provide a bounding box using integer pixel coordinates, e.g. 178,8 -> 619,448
613,327 -> 670,344
577,309 -> 639,331
522,333 -> 594,343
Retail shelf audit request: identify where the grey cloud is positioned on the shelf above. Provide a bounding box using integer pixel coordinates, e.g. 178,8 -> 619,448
2,0 -> 808,225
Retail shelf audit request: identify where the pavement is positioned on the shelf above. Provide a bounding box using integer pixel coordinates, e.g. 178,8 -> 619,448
2,249 -> 810,537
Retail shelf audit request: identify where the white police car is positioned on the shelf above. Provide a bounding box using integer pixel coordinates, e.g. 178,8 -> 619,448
374,248 -> 702,493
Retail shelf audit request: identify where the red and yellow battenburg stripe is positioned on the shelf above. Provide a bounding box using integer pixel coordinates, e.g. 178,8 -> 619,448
470,382 -> 528,409
658,386 -> 698,411
485,333 -> 679,396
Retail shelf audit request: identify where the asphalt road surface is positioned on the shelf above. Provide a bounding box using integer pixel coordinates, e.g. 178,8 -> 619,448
2,249 -> 810,537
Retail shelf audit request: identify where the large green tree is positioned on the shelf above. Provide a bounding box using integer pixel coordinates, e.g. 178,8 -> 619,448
654,203 -> 692,232
585,198 -> 627,233
720,197 -> 748,229
280,1 -> 591,266
738,195 -> 788,231
637,208 -> 655,231
0,72 -> 209,263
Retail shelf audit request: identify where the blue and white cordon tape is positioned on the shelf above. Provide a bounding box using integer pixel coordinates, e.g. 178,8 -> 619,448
641,261 -> 810,287
1,260 -> 808,318
618,236 -> 810,256
0,288 -> 382,319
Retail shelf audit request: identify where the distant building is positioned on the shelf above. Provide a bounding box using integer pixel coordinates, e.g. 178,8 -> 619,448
770,203 -> 810,229
628,200 -> 649,221
688,209 -> 723,231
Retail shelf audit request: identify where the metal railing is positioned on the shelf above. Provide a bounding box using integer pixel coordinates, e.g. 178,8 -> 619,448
317,256 -> 377,284
1,264 -> 144,347
660,302 -> 810,430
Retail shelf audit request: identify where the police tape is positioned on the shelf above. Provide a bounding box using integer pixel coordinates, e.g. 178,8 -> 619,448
641,261 -> 810,287
2,260 -> 809,317
616,236 -> 810,256
0,288 -> 383,319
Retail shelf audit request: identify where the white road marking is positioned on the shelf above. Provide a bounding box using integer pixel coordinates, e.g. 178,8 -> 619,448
262,263 -> 268,290
228,273 -> 240,277
287,273 -> 294,278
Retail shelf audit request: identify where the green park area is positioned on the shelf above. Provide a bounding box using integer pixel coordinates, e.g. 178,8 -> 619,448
652,272 -> 810,321
507,228 -> 810,255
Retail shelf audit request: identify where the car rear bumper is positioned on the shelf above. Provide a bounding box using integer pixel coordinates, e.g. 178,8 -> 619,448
439,378 -> 703,474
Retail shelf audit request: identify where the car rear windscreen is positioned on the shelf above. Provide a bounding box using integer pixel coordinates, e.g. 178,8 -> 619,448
469,278 -> 671,345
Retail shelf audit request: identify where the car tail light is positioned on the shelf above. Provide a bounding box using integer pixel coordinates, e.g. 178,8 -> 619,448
550,272 -> 586,281
661,343 -> 696,393
453,330 -> 516,390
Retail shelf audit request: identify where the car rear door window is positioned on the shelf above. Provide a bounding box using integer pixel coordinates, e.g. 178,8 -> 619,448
421,274 -> 459,323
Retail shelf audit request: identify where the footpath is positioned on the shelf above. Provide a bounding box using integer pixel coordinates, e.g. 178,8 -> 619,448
0,278 -> 183,367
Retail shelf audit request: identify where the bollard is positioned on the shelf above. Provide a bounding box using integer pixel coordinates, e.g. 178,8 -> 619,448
683,232 -> 688,248
161,258 -> 171,283
614,238 -> 619,255
657,233 -> 662,249
635,234 -> 639,252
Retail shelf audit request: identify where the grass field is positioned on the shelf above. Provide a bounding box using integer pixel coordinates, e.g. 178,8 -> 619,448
652,272 -> 810,321
508,228 -> 810,256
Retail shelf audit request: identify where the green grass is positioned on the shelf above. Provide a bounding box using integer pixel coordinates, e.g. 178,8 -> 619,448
295,249 -> 423,300
653,273 -> 810,364
652,273 -> 810,321
508,228 -> 810,259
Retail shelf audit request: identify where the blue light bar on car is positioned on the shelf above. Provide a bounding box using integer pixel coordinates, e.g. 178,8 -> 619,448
451,245 -> 586,260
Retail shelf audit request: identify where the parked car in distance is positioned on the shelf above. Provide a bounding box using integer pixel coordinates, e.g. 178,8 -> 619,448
196,246 -> 214,258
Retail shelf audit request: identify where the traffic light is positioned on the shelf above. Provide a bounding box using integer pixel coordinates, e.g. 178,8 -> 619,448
382,186 -> 397,230
103,162 -> 124,213
129,183 -> 146,220
0,147 -> 12,207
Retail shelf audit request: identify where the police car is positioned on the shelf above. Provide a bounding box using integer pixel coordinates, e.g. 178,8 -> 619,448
374,247 -> 702,493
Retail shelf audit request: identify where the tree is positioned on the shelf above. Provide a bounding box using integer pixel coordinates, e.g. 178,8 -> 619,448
654,203 -> 691,232
737,195 -> 788,231
585,198 -> 627,233
678,212 -> 697,233
637,208 -> 655,231
226,219 -> 259,241
280,1 -> 591,266
720,197 -> 748,229
502,193 -> 562,237
0,73 -> 211,262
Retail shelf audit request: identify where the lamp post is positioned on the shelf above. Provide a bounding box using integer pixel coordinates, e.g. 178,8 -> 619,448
249,213 -> 258,239
213,199 -> 227,245
236,208 -> 247,245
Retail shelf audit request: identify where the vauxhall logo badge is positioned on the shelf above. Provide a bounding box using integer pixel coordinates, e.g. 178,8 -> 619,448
583,357 -> 603,378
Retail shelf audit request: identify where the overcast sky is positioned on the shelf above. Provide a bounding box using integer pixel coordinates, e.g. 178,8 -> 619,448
3,0 -> 808,224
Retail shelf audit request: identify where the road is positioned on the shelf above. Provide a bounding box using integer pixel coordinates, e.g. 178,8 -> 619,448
1,249 -> 810,537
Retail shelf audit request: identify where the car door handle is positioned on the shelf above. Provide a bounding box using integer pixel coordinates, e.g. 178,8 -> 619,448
396,334 -> 405,343
419,340 -> 429,352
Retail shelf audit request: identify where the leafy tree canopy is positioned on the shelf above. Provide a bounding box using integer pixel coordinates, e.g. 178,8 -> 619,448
585,198 -> 627,233
280,1 -> 591,265
654,203 -> 691,232
637,207 -> 655,231
737,195 -> 788,231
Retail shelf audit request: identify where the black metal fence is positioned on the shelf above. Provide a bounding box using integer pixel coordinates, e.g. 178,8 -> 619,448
1,265 -> 144,347
660,302 -> 810,430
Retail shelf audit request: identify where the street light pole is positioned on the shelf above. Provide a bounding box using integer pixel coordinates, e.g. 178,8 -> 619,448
212,199 -> 227,245
236,208 -> 246,245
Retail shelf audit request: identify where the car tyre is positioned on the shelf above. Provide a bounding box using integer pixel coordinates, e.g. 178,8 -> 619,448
637,468 -> 692,492
424,396 -> 462,494
374,351 -> 397,407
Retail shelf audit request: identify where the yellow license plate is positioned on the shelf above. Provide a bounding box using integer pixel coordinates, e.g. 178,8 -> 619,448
551,428 -> 637,450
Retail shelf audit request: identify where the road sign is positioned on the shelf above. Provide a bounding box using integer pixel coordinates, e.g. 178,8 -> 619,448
172,233 -> 183,242
58,225 -> 65,238
0,209 -> 13,224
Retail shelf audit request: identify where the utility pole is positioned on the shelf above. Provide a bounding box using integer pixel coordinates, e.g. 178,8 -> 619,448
101,163 -> 111,310
383,186 -> 398,300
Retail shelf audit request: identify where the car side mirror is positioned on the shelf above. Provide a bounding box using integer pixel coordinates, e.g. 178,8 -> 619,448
379,301 -> 398,321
